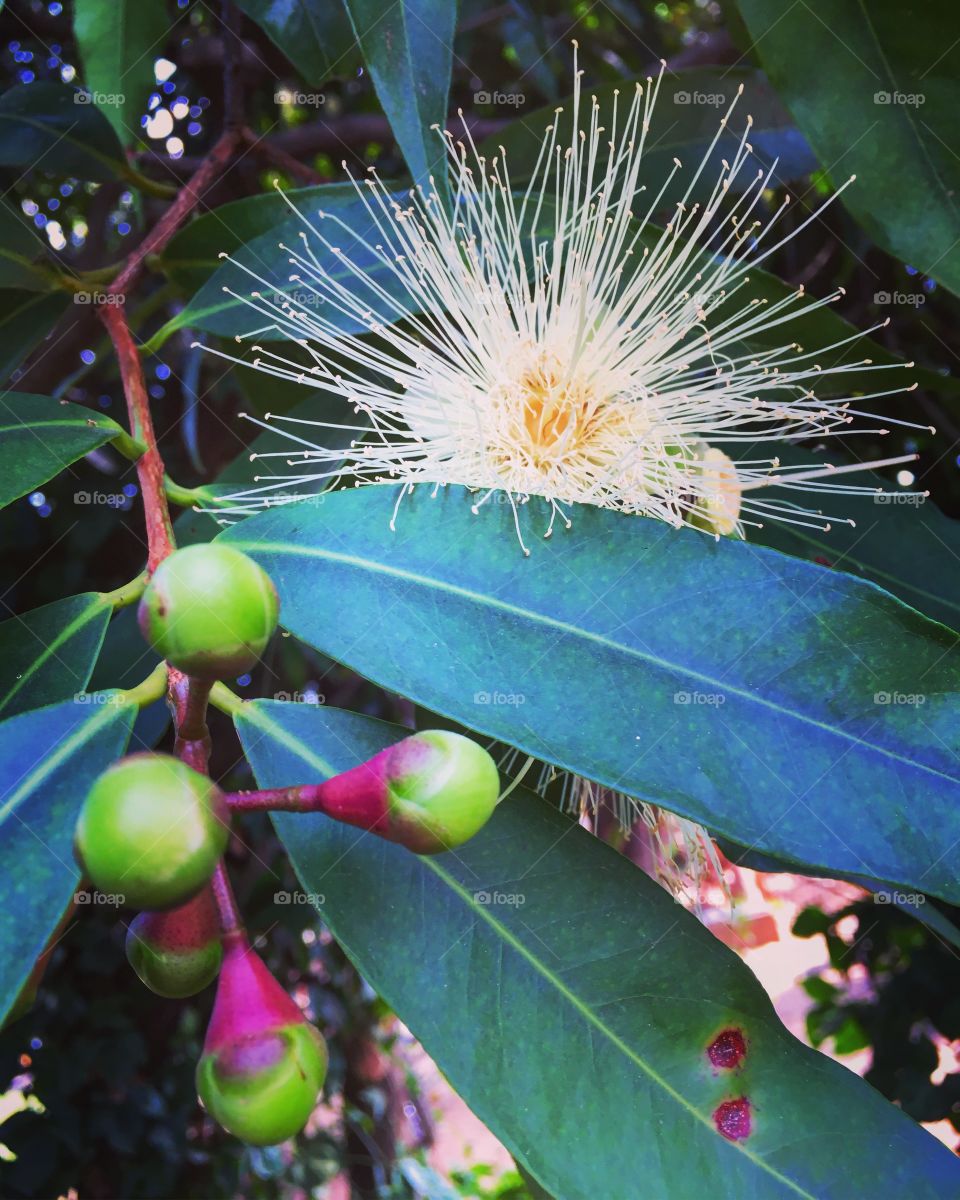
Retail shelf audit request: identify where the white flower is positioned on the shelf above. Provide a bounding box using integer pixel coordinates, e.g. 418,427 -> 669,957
204,46 -> 925,552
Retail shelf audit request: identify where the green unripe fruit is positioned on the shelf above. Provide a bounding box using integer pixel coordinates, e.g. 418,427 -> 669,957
138,544 -> 279,679
75,753 -> 229,910
126,887 -> 223,998
197,1021 -> 327,1146
384,730 -> 500,853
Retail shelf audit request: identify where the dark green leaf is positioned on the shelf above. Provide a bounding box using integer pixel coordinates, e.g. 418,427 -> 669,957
0,290 -> 71,384
341,0 -> 456,190
0,393 -> 127,509
223,486 -> 960,902
0,200 -> 59,290
237,700 -> 960,1200
0,593 -> 112,719
0,694 -> 135,1023
0,82 -> 126,180
733,0 -> 960,296
235,0 -> 358,83
73,0 -> 171,147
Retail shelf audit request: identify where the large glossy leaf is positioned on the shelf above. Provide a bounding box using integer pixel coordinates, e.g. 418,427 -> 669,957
0,593 -> 112,719
0,694 -> 135,1022
481,68 -> 818,208
341,0 -> 456,190
235,0 -> 358,83
0,393 -> 128,509
0,82 -> 126,181
223,486 -> 960,902
73,0 -> 171,147
237,700 -> 960,1200
734,0 -> 960,297
0,290 -> 71,384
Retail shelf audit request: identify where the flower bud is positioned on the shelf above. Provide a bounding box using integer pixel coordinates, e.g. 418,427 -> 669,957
74,753 -> 229,910
138,544 -> 279,679
126,886 -> 223,998
196,936 -> 327,1145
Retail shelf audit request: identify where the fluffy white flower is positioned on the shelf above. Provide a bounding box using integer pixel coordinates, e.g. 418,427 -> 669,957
204,48 -> 925,551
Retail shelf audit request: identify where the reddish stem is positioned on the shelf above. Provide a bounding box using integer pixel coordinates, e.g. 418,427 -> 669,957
225,751 -> 392,835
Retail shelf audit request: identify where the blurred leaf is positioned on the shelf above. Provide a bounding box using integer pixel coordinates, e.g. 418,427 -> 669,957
0,694 -> 135,1023
235,0 -> 358,83
72,0 -> 170,147
0,200 -> 60,290
341,0 -> 456,190
0,81 -> 126,180
237,700 -> 960,1200
0,593 -> 112,719
0,289 -> 71,383
0,393 -> 127,509
734,0 -> 960,296
224,485 -> 960,903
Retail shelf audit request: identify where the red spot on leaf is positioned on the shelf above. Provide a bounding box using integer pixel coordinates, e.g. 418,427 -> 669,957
813,555 -> 834,568
708,1028 -> 746,1070
714,1097 -> 752,1141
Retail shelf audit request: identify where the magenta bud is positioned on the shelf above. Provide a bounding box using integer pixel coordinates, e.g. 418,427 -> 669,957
126,887 -> 223,998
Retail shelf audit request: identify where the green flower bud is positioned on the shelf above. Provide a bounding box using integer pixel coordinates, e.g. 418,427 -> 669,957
138,544 -> 279,679
74,753 -> 229,910
126,886 -> 223,998
197,937 -> 327,1145
384,730 -> 500,853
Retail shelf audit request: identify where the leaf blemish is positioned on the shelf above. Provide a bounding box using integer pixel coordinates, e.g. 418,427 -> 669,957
713,1097 -> 751,1141
707,1027 -> 746,1070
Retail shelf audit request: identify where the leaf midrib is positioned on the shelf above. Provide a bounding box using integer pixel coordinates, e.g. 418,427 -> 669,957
0,594 -> 108,715
240,700 -> 815,1199
230,537 -> 960,788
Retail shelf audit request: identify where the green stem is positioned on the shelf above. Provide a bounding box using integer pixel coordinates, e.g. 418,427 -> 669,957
119,163 -> 178,200
110,429 -> 147,463
208,681 -> 244,717
121,661 -> 168,708
100,573 -> 148,610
